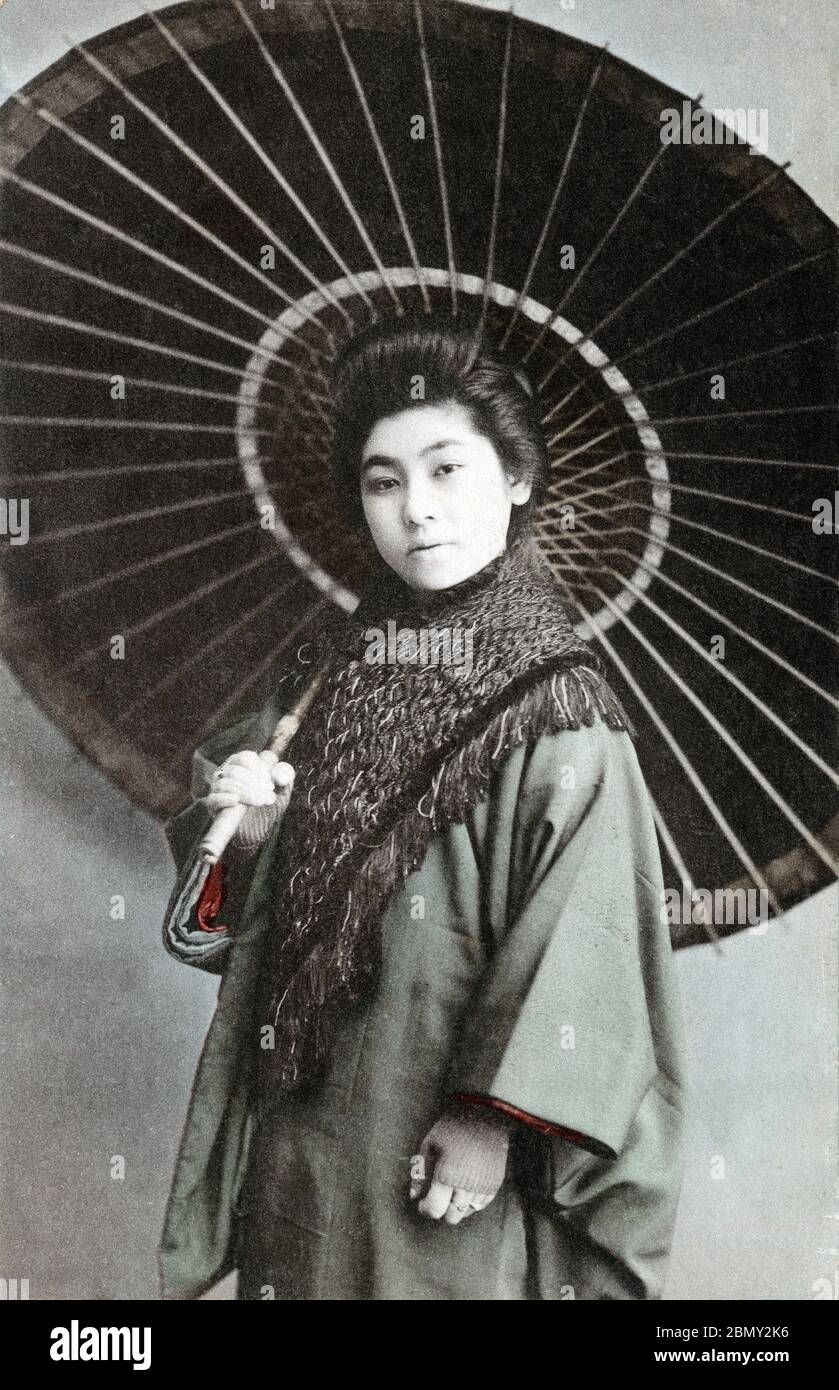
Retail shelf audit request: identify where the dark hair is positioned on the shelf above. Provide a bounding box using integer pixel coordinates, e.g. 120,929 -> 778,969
329,315 -> 549,537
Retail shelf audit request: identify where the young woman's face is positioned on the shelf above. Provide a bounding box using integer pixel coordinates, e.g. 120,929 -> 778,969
359,400 -> 532,590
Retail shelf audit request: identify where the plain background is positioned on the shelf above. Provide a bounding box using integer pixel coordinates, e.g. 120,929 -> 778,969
0,0 -> 836,1300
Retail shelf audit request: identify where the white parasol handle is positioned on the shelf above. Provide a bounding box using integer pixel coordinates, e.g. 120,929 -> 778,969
198,663 -> 330,865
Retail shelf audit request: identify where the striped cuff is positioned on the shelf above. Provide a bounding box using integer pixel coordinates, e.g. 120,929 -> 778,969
229,800 -> 283,855
427,1100 -> 513,1196
447,1091 -> 594,1147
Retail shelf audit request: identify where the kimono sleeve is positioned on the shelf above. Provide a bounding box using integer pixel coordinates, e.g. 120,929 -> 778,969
160,694 -> 288,974
443,721 -> 688,1298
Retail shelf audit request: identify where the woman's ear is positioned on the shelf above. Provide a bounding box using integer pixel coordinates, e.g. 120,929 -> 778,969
506,470 -> 533,505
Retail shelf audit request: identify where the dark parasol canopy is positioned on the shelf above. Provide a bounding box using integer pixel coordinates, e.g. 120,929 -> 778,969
0,0 -> 836,947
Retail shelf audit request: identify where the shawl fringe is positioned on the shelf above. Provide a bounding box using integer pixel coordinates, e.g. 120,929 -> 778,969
255,661 -> 634,1094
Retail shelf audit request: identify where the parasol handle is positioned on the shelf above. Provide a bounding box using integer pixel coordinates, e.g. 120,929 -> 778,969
198,662 -> 330,865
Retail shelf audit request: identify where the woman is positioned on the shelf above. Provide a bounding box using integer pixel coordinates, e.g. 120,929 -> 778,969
159,316 -> 688,1301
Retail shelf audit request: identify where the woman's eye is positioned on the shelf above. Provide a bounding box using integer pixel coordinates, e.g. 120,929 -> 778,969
365,477 -> 396,494
434,463 -> 461,476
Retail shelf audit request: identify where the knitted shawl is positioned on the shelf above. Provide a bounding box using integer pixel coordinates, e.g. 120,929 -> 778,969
252,528 -> 635,1098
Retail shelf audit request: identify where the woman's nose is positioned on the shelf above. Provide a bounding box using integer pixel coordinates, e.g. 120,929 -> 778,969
401,481 -> 437,526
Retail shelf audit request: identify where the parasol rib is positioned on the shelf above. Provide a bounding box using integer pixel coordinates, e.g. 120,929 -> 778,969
26,486 -> 254,548
71,24 -> 363,323
546,122 -> 679,321
636,449 -> 837,475
540,163 -> 791,390
413,0 -> 457,316
65,549 -> 280,674
549,497 -> 839,620
0,359 -> 327,417
563,515 -> 839,778
112,525 -> 360,728
547,462 -> 837,581
546,401 -> 834,447
545,252 -> 828,414
549,558 -> 709,938
0,167 -> 332,353
560,570 -> 778,927
542,331 -> 836,435
562,534 -> 837,883
629,331 -> 837,398
0,415 -> 271,435
479,5 -> 516,341
569,529 -> 839,712
227,0 -> 400,313
0,301 -> 304,388
3,455 -> 268,489
5,519 -> 259,619
321,0 -> 430,312
547,471 -> 829,527
174,600 -> 333,762
5,89 -> 339,346
506,43 -> 608,351
0,240 -> 325,374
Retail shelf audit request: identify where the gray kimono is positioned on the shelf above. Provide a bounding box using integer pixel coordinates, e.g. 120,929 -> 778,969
159,696 -> 689,1300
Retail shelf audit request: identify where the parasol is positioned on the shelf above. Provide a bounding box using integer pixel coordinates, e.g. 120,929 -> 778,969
0,0 -> 836,948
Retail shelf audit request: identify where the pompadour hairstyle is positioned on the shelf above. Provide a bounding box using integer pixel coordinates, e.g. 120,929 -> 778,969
329,315 -> 549,536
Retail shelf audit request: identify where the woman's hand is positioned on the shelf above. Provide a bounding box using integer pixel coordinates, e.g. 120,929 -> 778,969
409,1101 -> 513,1225
203,749 -> 295,815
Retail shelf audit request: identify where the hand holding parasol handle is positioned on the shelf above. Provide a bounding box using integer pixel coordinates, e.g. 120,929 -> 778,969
198,663 -> 330,865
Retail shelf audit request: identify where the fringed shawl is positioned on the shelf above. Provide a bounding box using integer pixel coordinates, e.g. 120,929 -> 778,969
253,529 -> 634,1097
